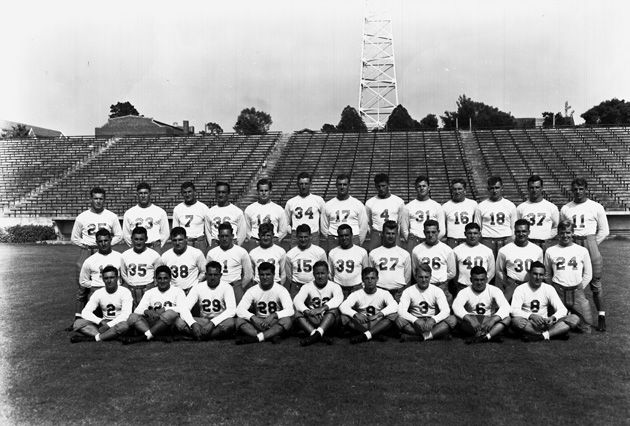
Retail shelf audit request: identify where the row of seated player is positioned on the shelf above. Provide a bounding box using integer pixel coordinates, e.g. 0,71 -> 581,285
68,248 -> 581,346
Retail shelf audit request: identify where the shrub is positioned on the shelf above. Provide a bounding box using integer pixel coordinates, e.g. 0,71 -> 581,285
0,225 -> 57,243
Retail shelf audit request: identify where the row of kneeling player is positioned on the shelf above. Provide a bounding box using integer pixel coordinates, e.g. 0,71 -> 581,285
70,258 -> 581,345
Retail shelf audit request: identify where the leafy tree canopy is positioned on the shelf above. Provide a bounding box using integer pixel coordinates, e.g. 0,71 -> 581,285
441,94 -> 515,130
109,101 -> 139,118
581,98 -> 630,126
233,107 -> 272,135
321,123 -> 337,133
418,114 -> 439,131
204,122 -> 223,135
336,106 -> 367,133
385,104 -> 418,131
542,112 -> 574,128
1,123 -> 30,138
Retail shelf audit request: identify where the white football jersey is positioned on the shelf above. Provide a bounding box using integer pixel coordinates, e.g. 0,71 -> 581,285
516,199 -> 559,240
442,198 -> 478,239
121,247 -> 161,287
475,198 -> 517,238
365,194 -> 405,232
161,246 -> 206,290
453,243 -> 495,286
206,245 -> 252,284
286,244 -> 328,285
71,208 -> 123,247
369,245 -> 412,290
411,241 -> 456,284
285,194 -> 325,233
328,245 -> 370,287
172,201 -> 210,239
79,251 -> 123,288
249,245 -> 287,284
123,204 -> 170,246
496,242 -> 543,283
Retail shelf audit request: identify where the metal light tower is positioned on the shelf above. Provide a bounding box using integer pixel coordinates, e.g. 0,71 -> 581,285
358,0 -> 399,131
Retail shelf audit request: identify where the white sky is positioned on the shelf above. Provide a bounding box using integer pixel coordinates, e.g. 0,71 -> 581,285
1,0 -> 628,135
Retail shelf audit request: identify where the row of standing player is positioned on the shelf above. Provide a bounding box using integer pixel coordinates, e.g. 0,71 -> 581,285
69,173 -> 609,332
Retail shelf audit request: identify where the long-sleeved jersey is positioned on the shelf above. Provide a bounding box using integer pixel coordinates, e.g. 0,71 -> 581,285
397,284 -> 451,324
236,284 -> 294,320
452,284 -> 510,320
81,286 -> 132,327
284,194 -> 326,234
474,198 -> 517,239
495,242 -> 543,283
321,196 -> 368,243
172,200 -> 211,240
442,198 -> 478,240
206,245 -> 253,285
401,199 -> 446,240
369,245 -> 412,290
244,201 -> 289,241
286,244 -> 328,285
71,208 -> 123,247
560,199 -> 609,244
453,243 -> 495,286
122,204 -> 169,247
510,282 -> 568,319
121,247 -> 162,287
544,243 -> 592,288
411,241 -> 456,283
293,280 -> 344,313
205,203 -> 247,245
134,286 -> 195,326
161,246 -> 206,291
339,288 -> 398,318
328,245 -> 370,287
185,281 -> 236,326
516,199 -> 559,240
79,251 -> 123,288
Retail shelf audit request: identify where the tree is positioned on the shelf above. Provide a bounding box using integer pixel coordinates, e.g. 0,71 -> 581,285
321,123 -> 337,133
385,104 -> 418,131
581,98 -> 630,126
336,106 -> 367,133
204,122 -> 223,135
417,114 -> 439,131
441,94 -> 516,130
233,107 -> 272,135
2,123 -> 30,138
109,101 -> 139,118
542,112 -> 574,128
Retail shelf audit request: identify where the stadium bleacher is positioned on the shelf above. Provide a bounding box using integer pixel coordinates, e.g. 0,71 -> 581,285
1,128 -> 629,220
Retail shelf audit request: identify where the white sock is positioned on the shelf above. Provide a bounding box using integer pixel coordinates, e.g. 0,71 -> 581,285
599,311 -> 605,316
364,331 -> 372,340
315,327 -> 324,336
94,334 -> 101,342
145,330 -> 153,340
257,332 -> 265,342
542,331 -> 550,340
485,333 -> 492,340
310,329 -> 317,336
423,332 -> 433,341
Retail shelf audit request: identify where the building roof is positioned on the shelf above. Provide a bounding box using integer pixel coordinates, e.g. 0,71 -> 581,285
0,120 -> 64,138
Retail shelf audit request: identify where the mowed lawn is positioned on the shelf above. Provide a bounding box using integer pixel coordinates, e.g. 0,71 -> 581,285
0,241 -> 629,425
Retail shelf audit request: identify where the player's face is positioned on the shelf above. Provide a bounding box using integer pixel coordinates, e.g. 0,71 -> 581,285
297,178 -> 311,197
376,181 -> 390,198
416,269 -> 431,291
527,180 -> 543,202
131,232 -> 147,251
137,188 -> 151,207
259,230 -> 273,248
218,228 -> 233,249
488,182 -> 503,201
313,265 -> 328,288
215,185 -> 230,205
259,269 -> 275,290
181,186 -> 196,204
336,178 -> 350,199
102,271 -> 118,293
470,273 -> 487,293
362,271 -> 378,294
465,228 -> 480,245
528,266 -> 545,289
415,180 -> 430,200
96,235 -> 112,253
156,271 -> 171,292
558,227 -> 573,246
257,184 -> 271,204
337,228 -> 353,249
571,184 -> 587,203
383,227 -> 397,247
171,233 -> 187,254
514,224 -> 530,245
296,231 -> 311,249
424,225 -> 439,245
206,267 -> 222,288
90,192 -> 105,213
450,183 -> 466,202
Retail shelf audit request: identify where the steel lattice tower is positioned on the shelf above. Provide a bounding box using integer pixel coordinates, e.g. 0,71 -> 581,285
358,0 -> 399,131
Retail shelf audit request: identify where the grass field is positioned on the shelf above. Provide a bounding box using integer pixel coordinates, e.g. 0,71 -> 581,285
0,240 -> 629,425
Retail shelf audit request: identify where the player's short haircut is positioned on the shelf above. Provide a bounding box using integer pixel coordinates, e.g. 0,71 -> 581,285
530,260 -> 545,271
470,265 -> 487,277
257,178 -> 272,190
295,224 -> 311,234
571,177 -> 588,188
337,224 -> 353,234
258,261 -> 275,274
155,265 -> 172,277
296,172 -> 311,182
181,181 -> 195,191
206,260 -> 222,273
136,181 -> 151,192
424,219 -> 439,229
170,226 -> 187,238
336,173 -> 351,183
217,222 -> 233,234
527,175 -> 543,186
464,222 -> 481,232
90,187 -> 105,197
361,266 -> 378,278
215,181 -> 231,192
416,262 -> 432,275
101,264 -> 118,276
259,222 -> 274,235
131,226 -> 147,236
313,260 -> 329,271
374,173 -> 389,185
487,176 -> 503,187
95,228 -> 111,238
450,178 -> 467,188
415,175 -> 430,186
557,219 -> 574,232
514,218 -> 530,229
382,220 -> 398,232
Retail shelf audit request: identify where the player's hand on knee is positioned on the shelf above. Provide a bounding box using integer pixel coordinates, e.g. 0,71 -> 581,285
423,318 -> 436,332
191,323 -> 203,340
530,314 -> 546,329
354,313 -> 368,324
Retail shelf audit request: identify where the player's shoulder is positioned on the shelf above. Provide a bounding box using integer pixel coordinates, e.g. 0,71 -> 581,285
497,242 -> 517,254
187,246 -> 205,257
286,246 -> 301,258
117,285 -> 133,297
161,248 -> 175,259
